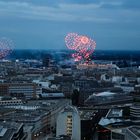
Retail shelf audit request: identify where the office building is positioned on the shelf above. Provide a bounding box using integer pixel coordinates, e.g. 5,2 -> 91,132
56,106 -> 81,140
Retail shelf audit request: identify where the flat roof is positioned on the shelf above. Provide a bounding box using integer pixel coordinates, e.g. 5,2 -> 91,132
0,122 -> 23,140
0,99 -> 70,122
80,110 -> 97,120
0,127 -> 7,137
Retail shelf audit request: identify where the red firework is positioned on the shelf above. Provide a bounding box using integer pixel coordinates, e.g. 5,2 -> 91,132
65,33 -> 96,63
0,38 -> 14,59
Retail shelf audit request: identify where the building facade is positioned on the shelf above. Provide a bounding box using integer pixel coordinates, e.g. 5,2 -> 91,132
0,83 -> 41,99
56,106 -> 81,140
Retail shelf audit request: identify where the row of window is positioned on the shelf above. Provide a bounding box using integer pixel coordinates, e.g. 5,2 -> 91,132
67,115 -> 72,136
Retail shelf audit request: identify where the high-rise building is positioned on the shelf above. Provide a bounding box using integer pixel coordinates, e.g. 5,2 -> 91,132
56,106 -> 81,140
130,104 -> 140,123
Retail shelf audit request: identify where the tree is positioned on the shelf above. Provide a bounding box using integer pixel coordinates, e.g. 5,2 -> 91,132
71,89 -> 80,106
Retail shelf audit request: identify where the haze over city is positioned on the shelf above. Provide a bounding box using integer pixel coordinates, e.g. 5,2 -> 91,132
0,0 -> 140,50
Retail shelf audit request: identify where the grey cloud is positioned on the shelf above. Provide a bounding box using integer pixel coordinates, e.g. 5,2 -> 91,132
0,1 -> 113,23
0,0 -> 139,50
100,0 -> 140,10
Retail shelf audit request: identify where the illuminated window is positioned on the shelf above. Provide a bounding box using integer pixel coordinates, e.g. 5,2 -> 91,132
67,115 -> 72,135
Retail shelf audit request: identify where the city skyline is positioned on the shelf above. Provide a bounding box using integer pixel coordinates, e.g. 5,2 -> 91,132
0,0 -> 140,50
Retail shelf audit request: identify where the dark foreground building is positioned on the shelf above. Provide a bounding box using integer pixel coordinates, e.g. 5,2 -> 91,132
0,122 -> 25,140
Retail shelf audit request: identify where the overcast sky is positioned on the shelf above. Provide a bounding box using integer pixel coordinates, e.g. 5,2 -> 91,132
0,0 -> 140,50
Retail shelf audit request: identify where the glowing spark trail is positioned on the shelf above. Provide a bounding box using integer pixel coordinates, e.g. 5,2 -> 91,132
65,33 -> 96,63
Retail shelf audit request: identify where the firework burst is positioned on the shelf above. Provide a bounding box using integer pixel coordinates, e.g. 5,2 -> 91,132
65,33 -> 96,63
0,37 -> 14,59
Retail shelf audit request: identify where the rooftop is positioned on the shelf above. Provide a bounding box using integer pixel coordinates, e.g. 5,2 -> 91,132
99,117 -> 122,126
0,99 -> 70,123
80,110 -> 98,120
0,122 -> 23,140
61,105 -> 79,114
0,126 -> 7,137
107,109 -> 123,118
128,126 -> 140,139
96,92 -> 116,97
